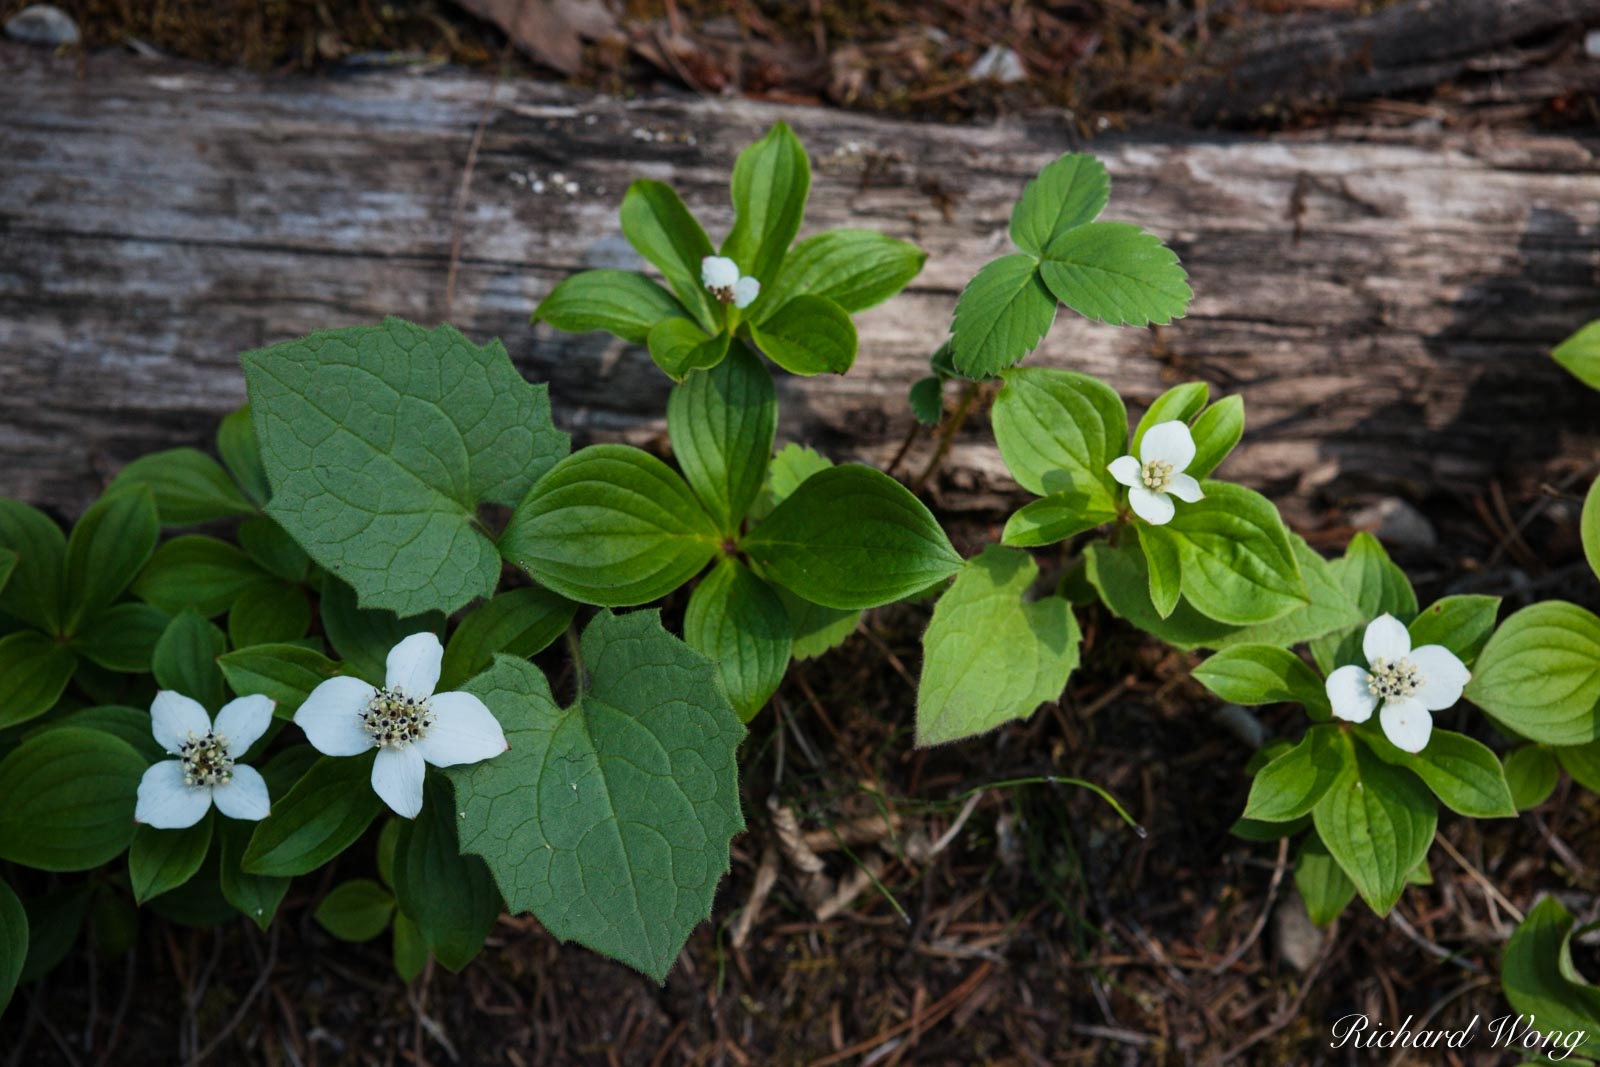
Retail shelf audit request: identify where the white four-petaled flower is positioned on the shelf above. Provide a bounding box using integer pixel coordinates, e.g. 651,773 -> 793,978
135,692 -> 275,829
701,255 -> 760,309
1107,420 -> 1205,526
1325,614 -> 1470,754
294,633 -> 508,818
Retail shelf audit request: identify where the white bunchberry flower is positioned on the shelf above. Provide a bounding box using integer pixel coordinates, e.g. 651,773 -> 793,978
701,255 -> 760,309
1107,420 -> 1205,526
135,692 -> 275,829
1325,614 -> 1470,754
294,633 -> 507,818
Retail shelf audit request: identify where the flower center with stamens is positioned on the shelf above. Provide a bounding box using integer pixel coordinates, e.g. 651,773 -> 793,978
361,688 -> 433,749
1367,657 -> 1422,701
707,284 -> 734,304
1141,459 -> 1174,492
179,732 -> 234,788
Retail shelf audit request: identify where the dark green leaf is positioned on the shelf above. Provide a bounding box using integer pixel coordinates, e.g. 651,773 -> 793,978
1504,744 -> 1560,811
1407,595 -> 1500,667
62,487 -> 159,633
237,516 -> 310,584
71,602 -> 169,673
319,573 -> 440,687
1243,725 -> 1351,821
668,343 -> 776,534
684,559 -> 791,722
0,878 -> 24,1016
132,535 -> 268,618
107,449 -> 256,526
1500,897 -> 1600,1059
755,229 -> 924,320
229,581 -> 312,650
1295,830 -> 1357,927
1186,396 -> 1244,480
1194,645 -> 1330,716
0,727 -> 143,871
217,643 -> 343,717
1467,601 -> 1600,746
242,754 -> 383,877
0,499 -> 66,634
217,406 -> 271,507
908,376 -> 944,426
218,819 -> 289,929
1361,727 -> 1516,818
440,586 -> 577,690
1166,482 -> 1307,626
1000,491 -> 1117,549
647,316 -> 730,381
392,776 -> 500,970
1311,740 -> 1435,916
314,879 -> 396,943
128,816 -> 213,904
152,610 -> 227,712
991,367 -> 1126,508
0,630 -> 78,729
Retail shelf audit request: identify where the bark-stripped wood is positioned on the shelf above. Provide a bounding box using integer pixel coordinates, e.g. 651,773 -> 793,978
2,44 -> 1598,528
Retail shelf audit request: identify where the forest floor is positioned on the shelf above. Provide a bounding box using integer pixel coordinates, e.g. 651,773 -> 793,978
3,1 -> 1600,1064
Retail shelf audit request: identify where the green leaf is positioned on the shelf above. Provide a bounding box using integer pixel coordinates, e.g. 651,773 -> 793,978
1213,538 -> 1366,652
1501,897 -> 1600,1059
1242,725 -> 1351,821
1467,601 -> 1600,745
1231,815 -> 1307,842
243,318 -> 569,618
19,888 -> 90,983
755,229 -> 924,321
647,316 -> 730,381
1309,532 -> 1417,675
447,611 -> 745,982
668,343 -> 776,533
392,776 -> 501,970
684,559 -> 792,722
392,912 -> 428,981
501,444 -> 720,607
751,442 -> 834,522
916,546 -> 1080,746
153,610 -> 227,712
1295,830 -> 1357,927
439,587 -> 577,690
1166,482 -> 1307,626
218,819 -> 289,929
42,705 -> 164,763
948,255 -> 1057,378
722,120 -> 810,287
1008,153 -> 1109,257
131,535 -> 268,618
1504,744 -> 1560,810
242,753 -> 383,877
319,573 -> 440,687
1001,491 -> 1117,549
229,581 -> 311,650
71,602 -> 169,673
237,516 -> 310,584
1406,594 -> 1500,667
742,465 -> 962,610
1131,383 -> 1208,457
1038,221 -> 1191,327
1557,739 -> 1600,793
0,630 -> 78,729
1311,739 -> 1435,916
991,367 -> 1126,507
1186,396 -> 1244,480
1083,538 -> 1237,651
1194,645 -> 1330,716
314,878 -> 395,943
129,816 -> 213,905
107,449 -> 257,526
0,878 -> 25,1016
774,585 -> 859,660
217,643 -> 343,717
532,269 -> 685,344
1361,727 -> 1516,818
1138,523 -> 1183,620
748,294 -> 857,376
0,499 -> 66,634
0,727 -> 143,871
909,376 -> 944,426
1553,320 -> 1600,392
217,406 -> 271,507
619,180 -> 717,332
1584,474 -> 1600,585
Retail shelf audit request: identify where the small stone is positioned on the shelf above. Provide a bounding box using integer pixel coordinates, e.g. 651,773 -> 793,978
968,45 -> 1026,84
1586,29 -> 1600,59
1273,892 -> 1324,973
1349,496 -> 1437,552
5,4 -> 79,45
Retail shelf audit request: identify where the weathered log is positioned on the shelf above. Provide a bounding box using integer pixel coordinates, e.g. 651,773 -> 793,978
1,43 -> 1597,530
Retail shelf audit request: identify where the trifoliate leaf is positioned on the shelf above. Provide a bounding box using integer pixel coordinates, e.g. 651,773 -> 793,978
1038,222 -> 1191,327
948,254 -> 1057,378
1009,153 -> 1109,256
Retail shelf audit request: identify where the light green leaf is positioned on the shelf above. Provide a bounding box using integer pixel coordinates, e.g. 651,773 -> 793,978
1038,221 -> 1191,327
647,316 -> 730,381
668,343 -> 776,534
439,587 -> 578,690
742,465 -> 962,610
131,535 -> 269,618
129,816 -> 213,905
991,366 -> 1126,507
229,581 -> 311,651
1361,727 -> 1516,818
1212,537 -> 1365,652
1242,725 -> 1351,821
392,776 -> 501,970
1504,744 -> 1560,810
153,610 -> 227,712
0,878 -> 24,1016
1553,320 -> 1600,392
1186,396 -> 1244,480
217,643 -> 343,718
619,180 -> 717,332
0,499 -> 66,635
948,254 -> 1058,378
244,318 -> 569,618
774,585 -> 859,660
748,294 -> 857,376
722,120 -> 810,286
447,611 -> 745,982
1084,538 -> 1236,650
1309,532 -> 1417,675
501,444 -> 719,607
751,443 -> 833,522
533,269 -> 685,344
1194,645 -> 1330,717
1584,474 -> 1600,584
684,560 -> 791,722
1311,739 -> 1435,916
1407,594 -> 1500,667
1467,601 -> 1600,745
0,631 -> 78,730
70,602 -> 169,673
1000,491 -> 1117,549
755,229 -> 924,321
1138,523 -> 1183,619
242,754 -> 383,877
107,449 -> 257,526
314,878 -> 395,943
1501,897 -> 1600,1059
318,573 -> 440,687
1131,383 -> 1208,457
217,406 -> 271,507
0,727 -> 144,872
916,546 -> 1080,746
1295,830 -> 1357,927
909,376 -> 944,426
1166,482 -> 1307,626
1009,153 -> 1109,257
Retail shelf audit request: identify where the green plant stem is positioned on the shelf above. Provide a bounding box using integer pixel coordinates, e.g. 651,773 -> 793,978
911,380 -> 982,493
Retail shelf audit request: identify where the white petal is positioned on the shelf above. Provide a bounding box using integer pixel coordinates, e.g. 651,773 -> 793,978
211,764 -> 271,821
416,692 -> 509,768
732,275 -> 760,309
1362,614 -> 1411,665
386,632 -> 443,700
1128,486 -> 1175,526
1409,644 -> 1471,712
214,695 -> 276,758
1326,665 -> 1377,723
135,761 -> 213,829
371,745 -> 426,819
1166,472 -> 1204,503
1380,698 -> 1433,753
294,676 -> 377,756
701,255 -> 738,289
1139,421 -> 1196,472
1108,455 -> 1142,488
151,692 -> 212,754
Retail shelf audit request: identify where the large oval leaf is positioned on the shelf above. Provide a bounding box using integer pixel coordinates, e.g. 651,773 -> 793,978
0,727 -> 144,872
667,343 -> 776,534
1468,601 -> 1600,745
